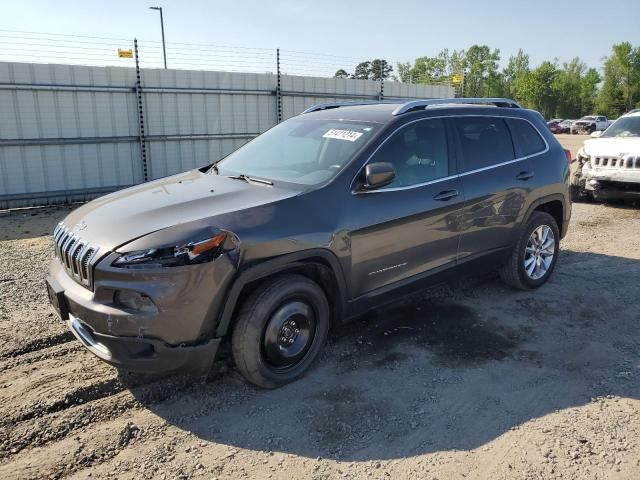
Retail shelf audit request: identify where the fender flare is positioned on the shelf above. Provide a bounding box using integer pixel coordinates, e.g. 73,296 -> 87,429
214,248 -> 348,337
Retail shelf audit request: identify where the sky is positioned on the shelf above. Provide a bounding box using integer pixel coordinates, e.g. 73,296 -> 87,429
2,0 -> 639,75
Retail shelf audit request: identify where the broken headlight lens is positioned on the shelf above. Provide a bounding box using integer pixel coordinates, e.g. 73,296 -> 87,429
113,232 -> 227,268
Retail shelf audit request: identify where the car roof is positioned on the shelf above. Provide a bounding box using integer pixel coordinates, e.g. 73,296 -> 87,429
300,99 -> 537,124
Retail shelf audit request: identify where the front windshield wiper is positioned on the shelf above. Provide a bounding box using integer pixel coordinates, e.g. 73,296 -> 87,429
226,174 -> 274,186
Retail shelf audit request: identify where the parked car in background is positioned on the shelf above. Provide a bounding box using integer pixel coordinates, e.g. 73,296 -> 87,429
547,119 -> 564,134
571,115 -> 608,134
572,110 -> 640,202
46,97 -> 571,388
557,119 -> 575,134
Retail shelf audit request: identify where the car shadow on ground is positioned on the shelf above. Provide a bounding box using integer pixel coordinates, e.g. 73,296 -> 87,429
125,249 -> 640,461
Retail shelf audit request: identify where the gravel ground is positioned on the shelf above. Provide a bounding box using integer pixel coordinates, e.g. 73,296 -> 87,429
1,135 -> 639,480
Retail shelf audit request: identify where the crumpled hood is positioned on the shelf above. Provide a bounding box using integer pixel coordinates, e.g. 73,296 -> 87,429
61,169 -> 299,251
583,137 -> 640,157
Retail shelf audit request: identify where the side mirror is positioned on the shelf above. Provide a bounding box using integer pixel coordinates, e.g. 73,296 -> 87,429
590,130 -> 603,138
362,162 -> 396,190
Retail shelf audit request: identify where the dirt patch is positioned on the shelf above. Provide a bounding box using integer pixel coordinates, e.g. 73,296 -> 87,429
0,173 -> 639,479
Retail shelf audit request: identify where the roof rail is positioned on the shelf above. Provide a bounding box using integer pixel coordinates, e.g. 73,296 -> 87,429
392,98 -> 521,115
301,97 -> 521,116
301,100 -> 395,114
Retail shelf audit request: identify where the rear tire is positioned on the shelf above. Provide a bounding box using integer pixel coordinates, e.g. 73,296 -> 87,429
499,211 -> 560,290
231,274 -> 330,388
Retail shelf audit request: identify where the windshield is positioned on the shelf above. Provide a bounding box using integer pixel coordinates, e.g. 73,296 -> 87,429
580,116 -> 596,121
214,118 -> 381,186
602,116 -> 640,138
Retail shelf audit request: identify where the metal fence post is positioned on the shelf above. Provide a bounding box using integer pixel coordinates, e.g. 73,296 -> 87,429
379,76 -> 384,101
276,48 -> 282,123
134,38 -> 149,182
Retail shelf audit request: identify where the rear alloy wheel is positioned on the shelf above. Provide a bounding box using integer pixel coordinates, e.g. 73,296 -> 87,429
523,225 -> 555,280
232,274 -> 330,388
499,211 -> 560,290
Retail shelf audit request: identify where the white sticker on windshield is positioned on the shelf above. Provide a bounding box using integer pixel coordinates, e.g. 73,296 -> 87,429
323,128 -> 363,142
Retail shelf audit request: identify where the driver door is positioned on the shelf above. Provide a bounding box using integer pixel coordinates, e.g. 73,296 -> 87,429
348,118 -> 465,297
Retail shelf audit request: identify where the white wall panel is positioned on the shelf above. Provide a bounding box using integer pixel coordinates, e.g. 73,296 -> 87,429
0,61 -> 451,208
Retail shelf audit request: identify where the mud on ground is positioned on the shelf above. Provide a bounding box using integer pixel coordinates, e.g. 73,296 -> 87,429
1,155 -> 639,479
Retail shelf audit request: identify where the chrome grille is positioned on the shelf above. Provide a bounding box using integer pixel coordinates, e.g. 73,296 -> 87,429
592,156 -> 640,169
53,223 -> 98,288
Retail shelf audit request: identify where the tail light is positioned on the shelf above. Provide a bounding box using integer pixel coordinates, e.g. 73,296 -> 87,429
564,149 -> 573,163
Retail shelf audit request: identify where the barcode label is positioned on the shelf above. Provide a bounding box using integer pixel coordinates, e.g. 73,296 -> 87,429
323,129 -> 363,142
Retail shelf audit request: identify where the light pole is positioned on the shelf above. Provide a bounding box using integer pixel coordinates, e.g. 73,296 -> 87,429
149,6 -> 167,69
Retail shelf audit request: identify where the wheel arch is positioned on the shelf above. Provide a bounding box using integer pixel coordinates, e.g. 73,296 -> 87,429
214,249 -> 347,338
522,194 -> 568,239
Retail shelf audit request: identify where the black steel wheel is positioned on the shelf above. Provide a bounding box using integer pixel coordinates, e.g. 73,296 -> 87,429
262,300 -> 316,369
232,274 -> 330,388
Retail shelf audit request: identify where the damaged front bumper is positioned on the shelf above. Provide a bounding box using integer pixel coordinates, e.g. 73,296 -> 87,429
573,161 -> 640,200
47,250 -> 235,374
66,314 -> 220,373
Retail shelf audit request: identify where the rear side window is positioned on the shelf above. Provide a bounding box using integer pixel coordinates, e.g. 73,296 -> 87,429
507,118 -> 546,157
453,117 -> 514,172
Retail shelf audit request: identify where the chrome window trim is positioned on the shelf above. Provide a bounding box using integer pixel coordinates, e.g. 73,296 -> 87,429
351,114 -> 549,194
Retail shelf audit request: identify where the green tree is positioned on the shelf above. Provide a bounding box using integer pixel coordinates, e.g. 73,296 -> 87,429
461,45 -> 501,97
553,58 -> 585,118
503,50 -> 530,103
597,42 -> 640,116
370,59 -> 393,80
350,60 -> 393,80
352,61 -> 372,80
333,69 -> 349,79
400,49 -> 464,87
396,61 -> 413,83
580,68 -> 600,116
516,61 -> 559,118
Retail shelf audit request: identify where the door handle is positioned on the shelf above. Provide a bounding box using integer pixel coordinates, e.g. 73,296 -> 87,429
433,189 -> 459,201
516,171 -> 535,181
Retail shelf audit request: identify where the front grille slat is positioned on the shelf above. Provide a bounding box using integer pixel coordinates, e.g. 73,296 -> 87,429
52,223 -> 98,289
81,248 -> 96,282
592,156 -> 640,170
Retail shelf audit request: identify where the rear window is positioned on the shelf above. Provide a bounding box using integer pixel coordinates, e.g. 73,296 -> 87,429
507,118 -> 546,157
453,117 -> 514,172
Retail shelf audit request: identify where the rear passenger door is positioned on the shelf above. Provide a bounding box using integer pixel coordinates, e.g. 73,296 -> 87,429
453,116 -> 538,261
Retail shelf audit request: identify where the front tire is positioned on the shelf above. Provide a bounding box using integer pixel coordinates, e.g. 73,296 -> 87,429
231,274 -> 330,388
499,212 -> 560,290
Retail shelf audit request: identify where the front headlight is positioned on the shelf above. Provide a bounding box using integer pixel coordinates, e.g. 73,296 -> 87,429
113,232 -> 227,268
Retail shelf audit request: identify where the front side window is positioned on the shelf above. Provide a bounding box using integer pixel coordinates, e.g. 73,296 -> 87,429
368,118 -> 449,188
453,117 -> 514,172
507,118 -> 546,157
215,118 -> 380,186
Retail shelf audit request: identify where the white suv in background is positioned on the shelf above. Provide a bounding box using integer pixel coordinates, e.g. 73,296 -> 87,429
571,116 -> 609,134
572,111 -> 640,202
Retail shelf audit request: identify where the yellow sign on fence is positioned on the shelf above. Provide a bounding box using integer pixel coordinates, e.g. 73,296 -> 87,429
118,49 -> 133,59
451,73 -> 464,84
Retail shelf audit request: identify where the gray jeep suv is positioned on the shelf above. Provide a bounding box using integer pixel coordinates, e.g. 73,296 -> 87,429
46,98 -> 571,388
